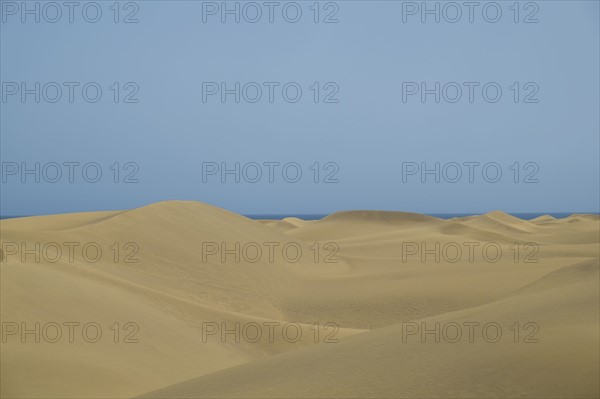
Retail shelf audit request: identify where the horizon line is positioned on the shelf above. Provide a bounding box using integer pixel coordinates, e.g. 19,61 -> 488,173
2,210 -> 599,222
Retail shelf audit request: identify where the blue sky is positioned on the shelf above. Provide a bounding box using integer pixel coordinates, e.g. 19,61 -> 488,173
1,0 -> 599,215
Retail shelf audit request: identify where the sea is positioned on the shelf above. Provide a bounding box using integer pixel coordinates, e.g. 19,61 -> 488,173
243,213 -> 592,221
1,212 -> 596,221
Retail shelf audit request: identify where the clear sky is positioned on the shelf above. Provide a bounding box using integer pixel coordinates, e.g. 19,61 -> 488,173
1,0 -> 599,215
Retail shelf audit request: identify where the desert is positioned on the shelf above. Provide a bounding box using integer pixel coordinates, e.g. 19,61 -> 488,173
0,200 -> 598,398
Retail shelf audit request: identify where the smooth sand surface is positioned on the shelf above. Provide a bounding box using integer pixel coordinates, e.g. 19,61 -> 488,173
1,201 -> 598,398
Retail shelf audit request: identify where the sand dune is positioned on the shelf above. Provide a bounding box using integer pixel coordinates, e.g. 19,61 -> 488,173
1,201 -> 598,398
141,259 -> 599,399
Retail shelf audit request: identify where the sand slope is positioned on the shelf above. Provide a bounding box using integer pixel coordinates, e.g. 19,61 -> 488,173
1,201 -> 598,398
